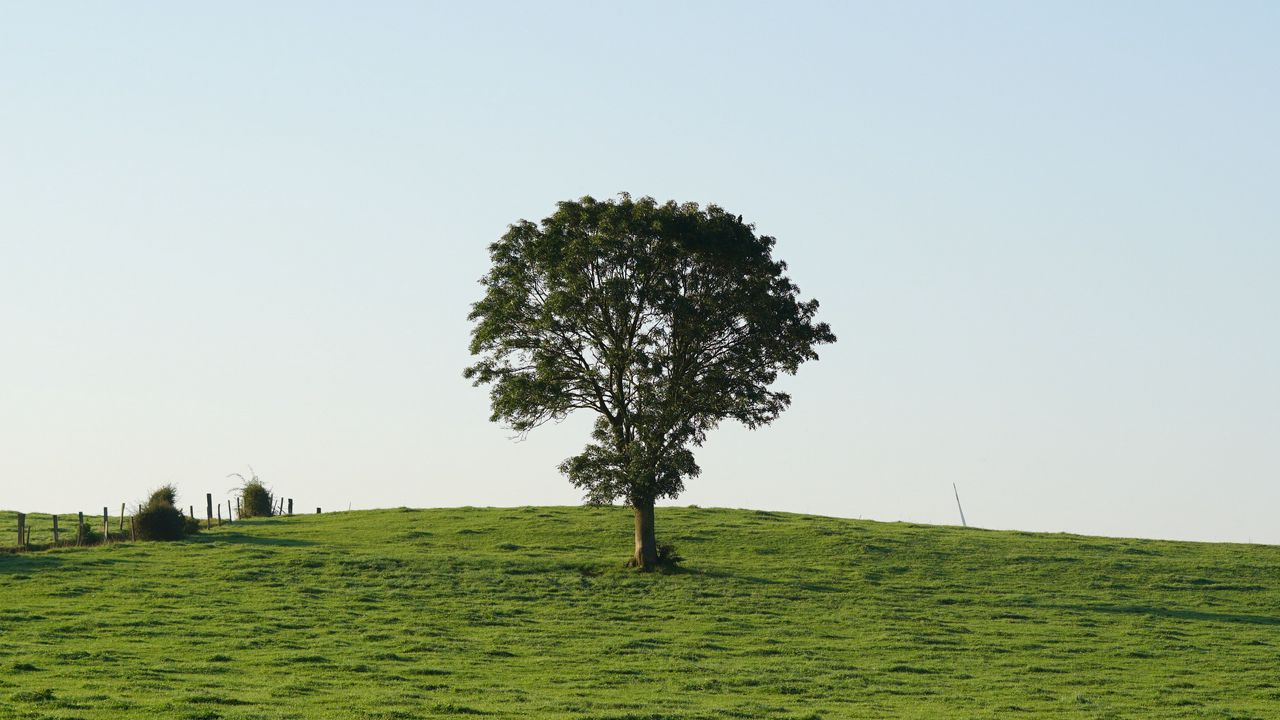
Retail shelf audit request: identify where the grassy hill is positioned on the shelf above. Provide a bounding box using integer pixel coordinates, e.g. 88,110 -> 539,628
1,506 -> 1278,719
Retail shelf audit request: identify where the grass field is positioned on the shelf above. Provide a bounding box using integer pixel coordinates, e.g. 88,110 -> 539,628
1,506 -> 1278,719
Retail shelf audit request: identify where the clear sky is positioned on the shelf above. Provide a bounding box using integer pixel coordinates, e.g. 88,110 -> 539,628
2,2 -> 1277,543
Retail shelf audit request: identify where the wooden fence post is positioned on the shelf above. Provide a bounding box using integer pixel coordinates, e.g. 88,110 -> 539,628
189,505 -> 194,520
130,516 -> 136,541
236,497 -> 241,519
287,499 -> 293,516
316,507 -> 321,514
52,514 -> 59,545
227,499 -> 233,523
102,507 -> 109,544
216,504 -> 222,527
119,503 -> 125,532
76,511 -> 84,545
16,513 -> 25,549
206,494 -> 213,529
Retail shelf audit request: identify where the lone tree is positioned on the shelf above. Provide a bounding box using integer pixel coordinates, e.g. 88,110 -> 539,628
466,195 -> 835,569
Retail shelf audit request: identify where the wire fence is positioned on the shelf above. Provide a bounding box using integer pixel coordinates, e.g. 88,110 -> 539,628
1,494 -> 313,553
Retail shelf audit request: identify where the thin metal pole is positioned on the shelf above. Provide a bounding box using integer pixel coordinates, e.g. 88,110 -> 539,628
952,483 -> 967,527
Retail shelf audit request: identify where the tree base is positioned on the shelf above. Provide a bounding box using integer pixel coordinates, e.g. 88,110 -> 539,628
624,542 -> 682,572
624,557 -> 658,572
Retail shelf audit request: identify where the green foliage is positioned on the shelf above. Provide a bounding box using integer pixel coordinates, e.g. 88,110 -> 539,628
241,481 -> 272,518
78,522 -> 99,544
466,195 -> 834,564
656,542 -> 683,567
134,505 -> 186,541
147,485 -> 177,507
2,507 -> 1279,718
231,469 -> 273,518
134,484 -> 187,541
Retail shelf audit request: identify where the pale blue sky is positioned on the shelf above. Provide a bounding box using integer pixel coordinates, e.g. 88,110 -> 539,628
2,2 -> 1277,542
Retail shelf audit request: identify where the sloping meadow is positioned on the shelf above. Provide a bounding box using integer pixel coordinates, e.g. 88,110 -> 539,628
1,506 -> 1278,719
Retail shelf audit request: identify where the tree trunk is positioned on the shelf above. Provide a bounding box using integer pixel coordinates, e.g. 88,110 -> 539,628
630,497 -> 659,570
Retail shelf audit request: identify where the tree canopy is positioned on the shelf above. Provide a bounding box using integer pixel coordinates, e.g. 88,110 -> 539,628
466,194 -> 835,567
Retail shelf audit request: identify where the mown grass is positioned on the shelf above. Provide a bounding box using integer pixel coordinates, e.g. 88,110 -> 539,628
1,506 -> 1278,719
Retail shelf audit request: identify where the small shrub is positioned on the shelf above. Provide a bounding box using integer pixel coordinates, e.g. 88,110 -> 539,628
657,543 -> 683,567
135,504 -> 186,540
183,515 -> 202,535
135,484 -> 187,541
78,523 -> 100,544
231,468 -> 273,518
148,485 -> 177,507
